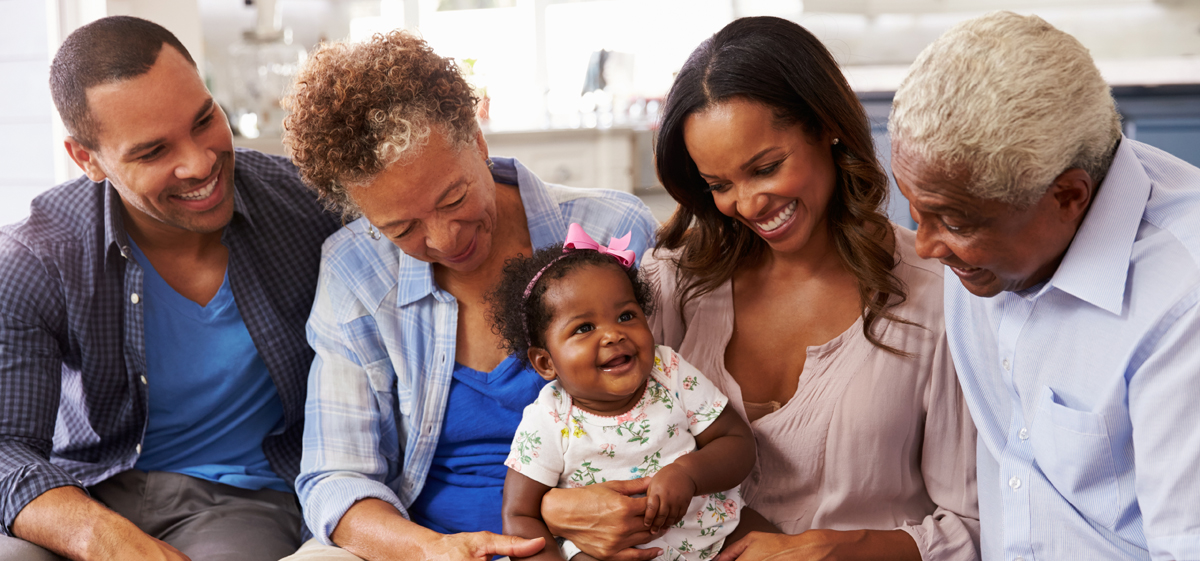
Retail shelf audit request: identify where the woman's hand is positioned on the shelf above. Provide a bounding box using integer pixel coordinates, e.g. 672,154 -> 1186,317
541,478 -> 664,561
332,498 -> 546,561
421,532 -> 545,561
714,529 -> 921,561
644,465 -> 697,533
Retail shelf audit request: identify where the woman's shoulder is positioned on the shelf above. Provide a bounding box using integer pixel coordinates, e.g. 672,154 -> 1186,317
317,217 -> 412,310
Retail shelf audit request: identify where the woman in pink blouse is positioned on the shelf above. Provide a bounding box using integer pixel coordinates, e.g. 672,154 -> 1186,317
650,16 -> 978,561
540,16 -> 978,561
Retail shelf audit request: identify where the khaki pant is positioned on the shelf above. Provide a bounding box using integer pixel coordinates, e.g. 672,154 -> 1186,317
0,470 -> 302,561
283,539 -> 513,561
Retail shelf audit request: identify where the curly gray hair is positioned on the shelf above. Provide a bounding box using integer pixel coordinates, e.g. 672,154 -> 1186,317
888,11 -> 1122,207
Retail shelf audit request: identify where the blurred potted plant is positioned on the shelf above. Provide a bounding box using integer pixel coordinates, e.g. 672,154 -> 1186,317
461,58 -> 490,123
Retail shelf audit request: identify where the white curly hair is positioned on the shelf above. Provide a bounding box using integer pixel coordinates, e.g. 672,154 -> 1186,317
888,11 -> 1122,207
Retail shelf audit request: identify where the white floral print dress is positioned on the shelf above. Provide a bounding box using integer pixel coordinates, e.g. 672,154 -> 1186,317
504,345 -> 743,561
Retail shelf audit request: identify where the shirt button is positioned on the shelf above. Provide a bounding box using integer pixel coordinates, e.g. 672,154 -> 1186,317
1009,476 -> 1021,490
135,443 -> 142,454
140,375 -> 148,385
130,293 -> 141,304
1019,428 -> 1029,440
121,246 -> 131,258
1015,557 -> 1025,561
1002,359 -> 1011,371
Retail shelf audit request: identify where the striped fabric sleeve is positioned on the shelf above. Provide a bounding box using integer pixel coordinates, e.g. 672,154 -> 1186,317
296,263 -> 408,545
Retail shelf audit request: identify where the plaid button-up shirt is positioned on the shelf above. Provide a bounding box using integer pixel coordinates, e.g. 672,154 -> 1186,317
0,149 -> 340,535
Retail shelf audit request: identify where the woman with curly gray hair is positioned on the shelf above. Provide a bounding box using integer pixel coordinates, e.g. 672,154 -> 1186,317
280,31 -> 656,561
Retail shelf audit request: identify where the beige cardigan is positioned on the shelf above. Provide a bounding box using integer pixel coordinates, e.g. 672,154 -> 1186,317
642,226 -> 980,561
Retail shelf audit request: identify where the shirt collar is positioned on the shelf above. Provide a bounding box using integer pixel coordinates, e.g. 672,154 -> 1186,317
393,157 -> 569,307
1045,137 -> 1150,314
102,169 -> 252,271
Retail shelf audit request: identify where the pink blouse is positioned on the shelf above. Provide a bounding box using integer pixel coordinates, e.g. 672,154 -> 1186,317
642,226 -> 980,561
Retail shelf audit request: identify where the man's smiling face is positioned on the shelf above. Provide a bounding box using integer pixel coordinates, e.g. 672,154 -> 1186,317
72,45 -> 236,237
892,149 -> 1084,298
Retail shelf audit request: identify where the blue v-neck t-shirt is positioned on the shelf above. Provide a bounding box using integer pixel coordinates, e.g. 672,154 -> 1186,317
128,240 -> 289,493
407,355 -> 546,534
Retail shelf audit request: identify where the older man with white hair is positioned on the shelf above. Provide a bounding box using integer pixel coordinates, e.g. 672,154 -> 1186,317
889,11 -> 1200,561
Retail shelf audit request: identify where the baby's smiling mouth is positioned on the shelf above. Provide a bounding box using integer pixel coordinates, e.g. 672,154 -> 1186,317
600,354 -> 633,369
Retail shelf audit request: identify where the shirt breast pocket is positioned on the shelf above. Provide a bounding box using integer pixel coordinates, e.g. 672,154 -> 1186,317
1029,385 -> 1120,528
363,358 -> 407,464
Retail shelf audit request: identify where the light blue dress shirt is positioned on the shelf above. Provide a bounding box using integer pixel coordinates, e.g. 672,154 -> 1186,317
297,158 -> 657,544
945,138 -> 1200,561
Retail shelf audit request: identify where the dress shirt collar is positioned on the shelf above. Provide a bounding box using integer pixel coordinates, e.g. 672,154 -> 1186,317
1045,137 -> 1151,314
394,157 -> 568,307
102,168 -> 253,271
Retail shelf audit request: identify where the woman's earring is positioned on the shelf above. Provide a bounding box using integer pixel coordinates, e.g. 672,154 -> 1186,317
832,138 -> 840,145
486,158 -> 495,170
367,224 -> 382,240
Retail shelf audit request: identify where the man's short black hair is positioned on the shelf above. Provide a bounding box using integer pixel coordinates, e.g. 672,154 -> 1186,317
50,16 -> 196,150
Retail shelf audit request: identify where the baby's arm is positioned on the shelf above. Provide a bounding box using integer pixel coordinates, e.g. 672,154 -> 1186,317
503,469 -> 565,561
645,407 -> 756,531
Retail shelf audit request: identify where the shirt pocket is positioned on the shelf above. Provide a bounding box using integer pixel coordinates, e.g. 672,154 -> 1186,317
362,357 -> 405,464
1029,385 -> 1120,528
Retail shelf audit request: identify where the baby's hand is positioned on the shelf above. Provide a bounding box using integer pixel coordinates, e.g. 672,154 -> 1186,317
644,464 -> 697,533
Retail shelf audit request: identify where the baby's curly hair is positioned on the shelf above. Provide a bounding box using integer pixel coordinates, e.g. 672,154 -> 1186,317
488,245 -> 656,363
283,31 -> 479,219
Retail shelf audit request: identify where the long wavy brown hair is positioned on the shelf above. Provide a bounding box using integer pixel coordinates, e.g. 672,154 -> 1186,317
655,16 -> 913,354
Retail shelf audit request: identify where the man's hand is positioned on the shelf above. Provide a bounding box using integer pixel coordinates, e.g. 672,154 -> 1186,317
714,529 -> 920,561
421,533 -> 545,561
541,478 -> 664,561
117,537 -> 190,561
644,466 -> 696,533
13,486 -> 188,561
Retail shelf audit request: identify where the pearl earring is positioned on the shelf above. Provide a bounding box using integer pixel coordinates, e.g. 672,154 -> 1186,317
367,225 -> 382,240
832,138 -> 840,145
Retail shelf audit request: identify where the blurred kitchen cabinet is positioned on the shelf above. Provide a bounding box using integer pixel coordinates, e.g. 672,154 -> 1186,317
485,127 -> 639,193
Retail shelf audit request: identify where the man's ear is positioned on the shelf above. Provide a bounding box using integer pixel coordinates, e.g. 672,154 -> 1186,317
64,137 -> 107,183
1048,168 -> 1095,225
528,347 -> 558,382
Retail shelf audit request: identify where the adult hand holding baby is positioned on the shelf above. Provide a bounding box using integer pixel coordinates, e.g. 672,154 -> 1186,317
542,478 -> 665,560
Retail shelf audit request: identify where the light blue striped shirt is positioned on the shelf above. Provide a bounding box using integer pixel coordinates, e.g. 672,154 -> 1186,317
945,138 -> 1200,561
297,158 -> 657,544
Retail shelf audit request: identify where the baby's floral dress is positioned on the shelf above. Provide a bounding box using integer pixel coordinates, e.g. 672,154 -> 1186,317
504,345 -> 743,561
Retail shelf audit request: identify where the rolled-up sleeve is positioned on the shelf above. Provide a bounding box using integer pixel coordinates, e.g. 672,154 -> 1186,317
0,239 -> 81,536
897,329 -> 980,561
296,261 -> 408,545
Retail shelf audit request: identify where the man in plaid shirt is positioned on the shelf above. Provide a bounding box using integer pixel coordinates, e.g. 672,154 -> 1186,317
0,16 -> 339,561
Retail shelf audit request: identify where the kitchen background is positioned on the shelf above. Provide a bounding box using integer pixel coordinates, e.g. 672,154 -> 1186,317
5,0 -> 1200,227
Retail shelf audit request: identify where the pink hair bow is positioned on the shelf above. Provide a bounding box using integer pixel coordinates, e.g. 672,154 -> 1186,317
563,223 -> 636,268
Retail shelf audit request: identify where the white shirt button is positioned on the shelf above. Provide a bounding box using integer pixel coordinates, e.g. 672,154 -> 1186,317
140,375 -> 148,385
1009,476 -> 1021,490
135,443 -> 142,454
1015,557 -> 1025,561
130,293 -> 141,304
1002,358 -> 1011,370
1019,428 -> 1029,440
121,246 -> 131,259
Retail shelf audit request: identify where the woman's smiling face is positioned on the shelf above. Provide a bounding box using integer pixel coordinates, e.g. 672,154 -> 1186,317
349,130 -> 499,273
683,97 -> 838,256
